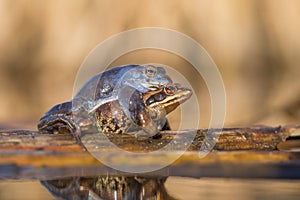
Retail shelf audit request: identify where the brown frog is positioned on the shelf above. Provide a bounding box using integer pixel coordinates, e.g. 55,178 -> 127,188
41,176 -> 175,200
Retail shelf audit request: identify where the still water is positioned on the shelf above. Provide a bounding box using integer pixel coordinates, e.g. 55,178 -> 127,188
0,177 -> 299,200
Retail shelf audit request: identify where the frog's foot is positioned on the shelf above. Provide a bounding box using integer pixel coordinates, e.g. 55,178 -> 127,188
150,120 -> 170,139
161,120 -> 171,131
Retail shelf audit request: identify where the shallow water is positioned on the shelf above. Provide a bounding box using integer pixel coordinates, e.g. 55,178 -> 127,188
166,177 -> 300,200
1,177 -> 300,200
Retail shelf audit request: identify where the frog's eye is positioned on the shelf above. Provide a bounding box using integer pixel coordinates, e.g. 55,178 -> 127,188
145,65 -> 157,77
164,84 -> 177,95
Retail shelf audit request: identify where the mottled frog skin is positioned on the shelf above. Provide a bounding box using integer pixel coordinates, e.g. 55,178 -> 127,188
38,64 -> 192,140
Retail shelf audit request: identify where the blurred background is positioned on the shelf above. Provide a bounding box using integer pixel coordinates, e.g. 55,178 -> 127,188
0,0 -> 299,129
1,1 -> 300,199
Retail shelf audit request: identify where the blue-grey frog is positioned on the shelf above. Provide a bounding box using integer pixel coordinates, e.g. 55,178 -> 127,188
37,64 -> 192,143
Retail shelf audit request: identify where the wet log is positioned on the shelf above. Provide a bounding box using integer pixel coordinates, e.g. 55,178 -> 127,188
0,125 -> 299,179
0,125 -> 298,152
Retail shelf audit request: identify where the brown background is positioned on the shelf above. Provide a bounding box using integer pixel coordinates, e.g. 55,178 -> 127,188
0,1 -> 300,199
0,0 -> 300,129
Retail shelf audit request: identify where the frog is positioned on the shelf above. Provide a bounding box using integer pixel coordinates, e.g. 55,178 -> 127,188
40,175 -> 173,200
37,64 -> 192,143
94,82 -> 192,137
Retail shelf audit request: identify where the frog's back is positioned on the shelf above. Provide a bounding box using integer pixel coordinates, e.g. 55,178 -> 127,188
73,65 -> 141,111
75,65 -> 140,99
38,65 -> 140,131
40,102 -> 72,119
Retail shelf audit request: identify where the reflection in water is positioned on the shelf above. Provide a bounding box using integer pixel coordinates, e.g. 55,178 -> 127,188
41,176 -> 175,200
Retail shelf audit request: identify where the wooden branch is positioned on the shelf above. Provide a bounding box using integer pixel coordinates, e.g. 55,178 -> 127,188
0,125 -> 299,179
1,125 -> 296,151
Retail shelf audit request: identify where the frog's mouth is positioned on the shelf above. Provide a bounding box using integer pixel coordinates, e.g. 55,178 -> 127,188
144,85 -> 193,114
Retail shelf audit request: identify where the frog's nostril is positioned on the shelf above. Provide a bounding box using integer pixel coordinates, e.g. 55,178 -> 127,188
174,83 -> 181,87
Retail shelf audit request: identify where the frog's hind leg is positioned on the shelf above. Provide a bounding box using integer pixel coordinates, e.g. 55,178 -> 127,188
38,115 -> 76,135
37,116 -> 86,150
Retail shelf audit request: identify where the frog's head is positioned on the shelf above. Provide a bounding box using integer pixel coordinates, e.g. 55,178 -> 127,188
144,83 -> 192,114
80,64 -> 173,112
137,83 -> 193,135
120,64 -> 173,93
